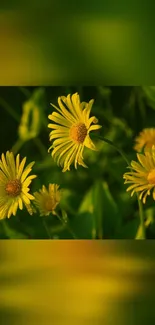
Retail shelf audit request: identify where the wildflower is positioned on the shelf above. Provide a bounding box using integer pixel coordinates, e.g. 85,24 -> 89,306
48,92 -> 102,172
0,151 -> 37,219
134,128 -> 155,152
33,184 -> 61,216
123,146 -> 155,203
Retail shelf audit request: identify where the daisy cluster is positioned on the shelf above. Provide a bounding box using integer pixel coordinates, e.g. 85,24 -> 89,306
0,92 -> 101,219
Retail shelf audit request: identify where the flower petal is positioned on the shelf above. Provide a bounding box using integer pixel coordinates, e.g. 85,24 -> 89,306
84,135 -> 97,151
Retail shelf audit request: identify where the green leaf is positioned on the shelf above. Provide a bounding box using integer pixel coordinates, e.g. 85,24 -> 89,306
61,209 -> 68,223
69,212 -> 94,239
142,86 -> 155,109
32,87 -> 46,108
65,188 -> 95,239
60,189 -> 79,216
116,191 -> 136,219
98,86 -> 112,98
135,225 -> 145,240
145,208 -> 154,227
92,181 -> 121,239
136,207 -> 155,239
78,188 -> 93,214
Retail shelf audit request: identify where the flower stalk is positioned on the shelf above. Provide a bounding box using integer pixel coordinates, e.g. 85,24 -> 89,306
92,133 -> 146,239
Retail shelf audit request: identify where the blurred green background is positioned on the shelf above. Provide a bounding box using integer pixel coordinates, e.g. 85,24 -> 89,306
0,86 -> 155,239
1,2 -> 155,84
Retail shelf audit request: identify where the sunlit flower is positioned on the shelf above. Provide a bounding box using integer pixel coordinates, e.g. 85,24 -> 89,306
134,128 -> 155,152
0,151 -> 37,219
34,184 -> 61,216
123,146 -> 155,203
48,92 -> 102,172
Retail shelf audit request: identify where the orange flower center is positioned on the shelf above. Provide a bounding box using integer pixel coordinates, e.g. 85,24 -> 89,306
5,179 -> 21,197
147,169 -> 155,184
70,123 -> 87,144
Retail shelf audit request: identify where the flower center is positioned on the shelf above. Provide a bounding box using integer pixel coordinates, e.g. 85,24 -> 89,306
70,123 -> 87,144
147,169 -> 155,184
5,179 -> 22,197
44,197 -> 55,211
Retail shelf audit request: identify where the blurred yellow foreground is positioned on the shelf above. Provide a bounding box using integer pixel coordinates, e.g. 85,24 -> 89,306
0,241 -> 155,325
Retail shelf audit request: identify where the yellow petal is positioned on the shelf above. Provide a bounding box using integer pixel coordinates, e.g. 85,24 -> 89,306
137,153 -> 152,171
17,157 -> 27,179
58,97 -> 76,123
7,202 -> 14,219
21,194 -> 30,205
88,124 -> 102,132
16,154 -> 20,171
6,151 -> 16,179
13,200 -> 19,216
84,135 -> 97,151
74,144 -> 83,169
0,153 -> 10,178
49,111 -> 72,127
18,197 -> 23,210
57,143 -> 75,166
20,161 -> 35,183
63,144 -> 79,171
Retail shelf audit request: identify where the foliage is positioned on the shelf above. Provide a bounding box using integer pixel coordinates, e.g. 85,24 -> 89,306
0,86 -> 155,239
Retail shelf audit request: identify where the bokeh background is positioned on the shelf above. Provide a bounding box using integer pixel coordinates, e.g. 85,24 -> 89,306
0,86 -> 155,239
0,241 -> 155,325
1,1 -> 155,84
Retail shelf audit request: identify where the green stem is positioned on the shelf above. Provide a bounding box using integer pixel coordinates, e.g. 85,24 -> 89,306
33,137 -> 47,158
18,86 -> 31,98
42,218 -> 51,239
0,97 -> 20,122
93,134 -> 146,239
30,202 -> 52,239
55,212 -> 77,239
92,226 -> 97,239
16,215 -> 32,239
138,199 -> 146,239
136,87 -> 146,124
94,135 -> 130,165
12,139 -> 24,155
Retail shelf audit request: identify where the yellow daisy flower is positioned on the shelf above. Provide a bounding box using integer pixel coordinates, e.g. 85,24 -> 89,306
33,184 -> 61,216
123,146 -> 155,203
48,92 -> 102,172
134,128 -> 155,152
0,151 -> 37,219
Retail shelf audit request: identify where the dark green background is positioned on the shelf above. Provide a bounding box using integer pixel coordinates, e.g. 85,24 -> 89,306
0,86 -> 155,239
